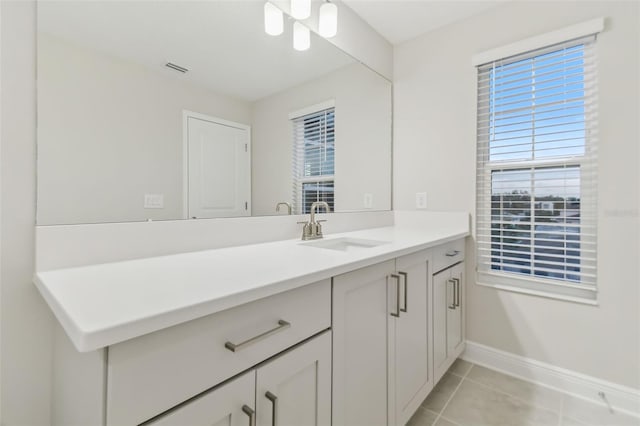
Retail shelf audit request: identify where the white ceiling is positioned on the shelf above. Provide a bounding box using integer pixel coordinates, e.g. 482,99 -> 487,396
342,0 -> 506,45
38,1 -> 355,102
38,0 -> 508,99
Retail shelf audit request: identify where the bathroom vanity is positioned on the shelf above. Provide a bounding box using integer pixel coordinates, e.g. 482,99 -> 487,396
33,3 -> 467,424
35,213 -> 468,426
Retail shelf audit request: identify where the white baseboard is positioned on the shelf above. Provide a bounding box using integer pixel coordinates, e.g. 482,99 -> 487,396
462,340 -> 640,418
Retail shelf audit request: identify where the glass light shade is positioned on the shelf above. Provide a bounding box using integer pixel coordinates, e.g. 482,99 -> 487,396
318,2 -> 338,38
293,21 -> 310,51
264,2 -> 283,36
291,0 -> 311,20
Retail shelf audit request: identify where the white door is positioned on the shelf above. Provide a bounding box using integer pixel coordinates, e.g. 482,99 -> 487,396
186,114 -> 250,219
433,269 -> 449,382
332,260 -> 394,426
392,251 -> 431,426
147,371 -> 255,426
256,331 -> 331,426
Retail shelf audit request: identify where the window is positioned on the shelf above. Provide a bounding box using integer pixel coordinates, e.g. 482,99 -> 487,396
476,34 -> 598,301
292,106 -> 335,214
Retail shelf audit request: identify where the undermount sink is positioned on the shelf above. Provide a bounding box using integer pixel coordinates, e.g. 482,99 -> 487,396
301,237 -> 389,252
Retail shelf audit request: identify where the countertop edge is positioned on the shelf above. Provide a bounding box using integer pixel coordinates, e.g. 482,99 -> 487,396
36,228 -> 470,352
33,274 -> 88,352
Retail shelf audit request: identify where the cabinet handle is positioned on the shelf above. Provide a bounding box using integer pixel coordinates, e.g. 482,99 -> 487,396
242,405 -> 256,426
390,274 -> 401,317
445,250 -> 460,257
453,277 -> 460,307
399,271 -> 408,313
448,279 -> 456,310
265,391 -> 278,426
225,320 -> 291,352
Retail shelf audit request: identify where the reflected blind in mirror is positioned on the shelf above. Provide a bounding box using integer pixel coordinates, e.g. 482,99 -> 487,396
476,35 -> 598,300
292,107 -> 335,214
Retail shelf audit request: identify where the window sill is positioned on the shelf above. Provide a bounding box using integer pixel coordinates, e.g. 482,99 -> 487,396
476,271 -> 599,306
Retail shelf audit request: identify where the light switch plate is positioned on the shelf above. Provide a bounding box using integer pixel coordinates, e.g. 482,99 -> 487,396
415,192 -> 427,209
144,194 -> 164,209
364,193 -> 373,209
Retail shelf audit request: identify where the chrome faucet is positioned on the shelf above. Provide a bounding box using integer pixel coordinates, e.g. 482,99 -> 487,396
276,202 -> 292,215
298,201 -> 330,240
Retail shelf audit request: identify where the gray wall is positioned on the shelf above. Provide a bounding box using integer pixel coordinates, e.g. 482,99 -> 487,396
1,1 -> 54,424
37,33 -> 252,225
393,0 -> 639,388
251,62 -> 392,216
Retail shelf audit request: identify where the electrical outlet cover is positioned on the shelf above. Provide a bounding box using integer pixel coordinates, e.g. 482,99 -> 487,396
144,194 -> 164,209
364,193 -> 373,209
415,192 -> 427,209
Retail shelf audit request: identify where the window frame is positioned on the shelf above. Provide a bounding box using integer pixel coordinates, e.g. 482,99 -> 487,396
290,101 -> 336,215
475,30 -> 600,303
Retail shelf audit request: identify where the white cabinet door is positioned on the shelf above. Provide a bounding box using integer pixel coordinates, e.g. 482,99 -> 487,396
147,371 -> 255,426
433,269 -> 449,381
433,261 -> 465,383
391,250 -> 432,426
256,331 -> 331,426
332,260 -> 395,426
186,114 -> 250,219
446,263 -> 464,357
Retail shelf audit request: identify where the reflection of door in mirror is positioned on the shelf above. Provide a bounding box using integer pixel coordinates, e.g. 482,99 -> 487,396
184,112 -> 251,219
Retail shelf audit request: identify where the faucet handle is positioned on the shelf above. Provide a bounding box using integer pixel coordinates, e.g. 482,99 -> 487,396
298,221 -> 314,240
316,220 -> 326,238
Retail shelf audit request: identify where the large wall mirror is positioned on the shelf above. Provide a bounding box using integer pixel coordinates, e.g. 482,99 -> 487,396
36,1 -> 392,225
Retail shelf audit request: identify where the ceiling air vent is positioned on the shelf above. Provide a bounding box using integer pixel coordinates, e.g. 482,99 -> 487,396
165,62 -> 189,73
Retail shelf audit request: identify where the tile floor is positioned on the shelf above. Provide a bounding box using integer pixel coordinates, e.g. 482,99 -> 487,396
407,359 -> 640,426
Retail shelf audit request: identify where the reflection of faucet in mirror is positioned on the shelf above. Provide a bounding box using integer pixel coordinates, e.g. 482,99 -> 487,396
298,201 -> 330,240
276,202 -> 292,215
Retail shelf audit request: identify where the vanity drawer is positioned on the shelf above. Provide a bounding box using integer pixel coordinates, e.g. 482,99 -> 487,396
432,238 -> 465,273
106,280 -> 331,426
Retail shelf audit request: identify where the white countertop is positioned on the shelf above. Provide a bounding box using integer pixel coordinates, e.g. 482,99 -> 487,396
35,219 -> 469,352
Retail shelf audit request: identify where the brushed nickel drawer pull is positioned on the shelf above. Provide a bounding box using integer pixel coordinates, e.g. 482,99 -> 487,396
453,277 -> 460,307
390,274 -> 401,317
266,391 -> 278,426
242,405 -> 255,426
225,320 -> 291,352
448,279 -> 456,310
399,271 -> 408,313
445,250 -> 460,257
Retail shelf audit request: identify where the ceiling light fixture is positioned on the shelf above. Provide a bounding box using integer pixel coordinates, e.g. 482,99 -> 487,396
291,0 -> 311,20
264,2 -> 284,36
264,0 -> 338,49
318,1 -> 338,38
293,21 -> 310,51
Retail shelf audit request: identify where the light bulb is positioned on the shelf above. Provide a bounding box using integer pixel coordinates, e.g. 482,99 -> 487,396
319,2 -> 338,38
293,21 -> 310,51
264,2 -> 283,36
291,0 -> 311,20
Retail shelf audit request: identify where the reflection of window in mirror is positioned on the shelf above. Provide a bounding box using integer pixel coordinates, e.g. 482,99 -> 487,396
291,102 -> 335,214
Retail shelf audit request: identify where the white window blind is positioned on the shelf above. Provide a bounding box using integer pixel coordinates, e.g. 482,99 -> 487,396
476,35 -> 598,301
292,107 -> 335,214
